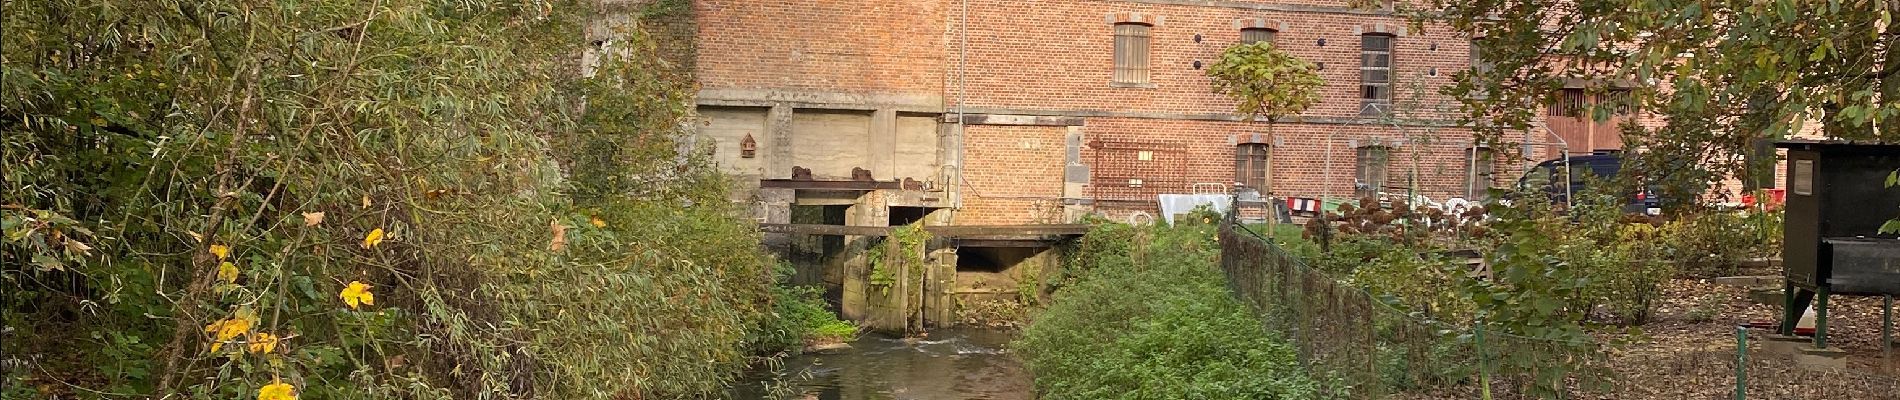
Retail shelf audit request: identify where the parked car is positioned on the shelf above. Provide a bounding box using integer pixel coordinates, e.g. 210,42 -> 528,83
1515,153 -> 1663,215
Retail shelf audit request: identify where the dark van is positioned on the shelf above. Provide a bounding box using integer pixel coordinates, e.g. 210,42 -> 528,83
1516,153 -> 1663,215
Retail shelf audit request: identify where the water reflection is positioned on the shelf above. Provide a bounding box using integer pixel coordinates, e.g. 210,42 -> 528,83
728,329 -> 1032,400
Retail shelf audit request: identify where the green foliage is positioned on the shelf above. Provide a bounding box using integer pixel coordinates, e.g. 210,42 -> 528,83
1685,293 -> 1724,324
749,264 -> 859,353
867,223 -> 931,290
1206,42 -> 1326,123
1419,0 -> 1899,203
1455,197 -> 1611,396
1655,210 -> 1765,278
0,1 -> 806,398
1883,168 -> 1900,234
1056,215 -> 1138,287
1346,245 -> 1476,322
1017,222 -> 1327,400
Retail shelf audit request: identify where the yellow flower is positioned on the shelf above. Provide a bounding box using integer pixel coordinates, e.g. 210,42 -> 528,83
217,261 -> 239,284
204,316 -> 251,352
339,281 -> 374,309
590,216 -> 606,228
209,244 -> 230,260
248,332 -> 279,354
361,228 -> 385,249
258,380 -> 297,400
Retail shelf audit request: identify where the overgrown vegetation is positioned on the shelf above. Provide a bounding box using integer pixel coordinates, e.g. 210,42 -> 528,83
1,1 -> 837,398
1253,180 -> 1786,396
1016,219 -> 1327,400
753,264 -> 859,352
867,223 -> 931,291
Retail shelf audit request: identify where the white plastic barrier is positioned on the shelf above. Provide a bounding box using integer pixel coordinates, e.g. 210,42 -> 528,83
1156,194 -> 1233,225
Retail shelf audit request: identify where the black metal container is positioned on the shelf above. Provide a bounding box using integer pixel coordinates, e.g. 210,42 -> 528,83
1776,140 -> 1900,295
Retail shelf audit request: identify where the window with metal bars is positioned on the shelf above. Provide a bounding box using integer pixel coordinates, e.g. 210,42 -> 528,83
1355,146 -> 1390,199
1361,34 -> 1394,116
1605,89 -> 1634,115
1240,28 -> 1275,44
1113,23 -> 1151,84
1235,144 -> 1270,193
1468,147 -> 1497,199
1549,88 -> 1586,117
1470,38 -> 1492,99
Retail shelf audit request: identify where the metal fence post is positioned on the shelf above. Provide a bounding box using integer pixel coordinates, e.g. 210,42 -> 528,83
1816,286 -> 1830,349
1478,322 -> 1493,400
1735,326 -> 1747,400
1884,295 -> 1893,359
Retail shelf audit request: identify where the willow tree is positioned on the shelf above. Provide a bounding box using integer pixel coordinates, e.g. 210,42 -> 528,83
1413,0 -> 1899,200
1206,41 -> 1326,196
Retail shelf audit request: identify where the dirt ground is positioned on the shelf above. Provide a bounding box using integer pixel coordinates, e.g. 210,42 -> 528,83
1580,277 -> 1900,400
1392,276 -> 1900,400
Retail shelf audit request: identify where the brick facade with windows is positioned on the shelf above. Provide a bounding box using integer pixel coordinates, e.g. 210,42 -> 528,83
689,0 -> 1563,226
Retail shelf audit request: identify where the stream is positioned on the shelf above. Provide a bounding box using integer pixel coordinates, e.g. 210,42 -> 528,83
727,328 -> 1034,400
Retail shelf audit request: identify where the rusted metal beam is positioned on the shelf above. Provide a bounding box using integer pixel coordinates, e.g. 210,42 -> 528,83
758,179 -> 904,190
759,224 -> 893,236
757,223 -> 1090,238
926,225 -> 1090,237
952,238 -> 1063,248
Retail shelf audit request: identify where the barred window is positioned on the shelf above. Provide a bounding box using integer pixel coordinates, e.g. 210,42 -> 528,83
1113,23 -> 1152,84
1550,88 -> 1586,117
1355,146 -> 1390,199
1469,147 -> 1497,199
1235,144 -> 1270,193
1470,38 -> 1492,99
1361,34 -> 1394,116
1605,89 -> 1634,115
1241,28 -> 1276,44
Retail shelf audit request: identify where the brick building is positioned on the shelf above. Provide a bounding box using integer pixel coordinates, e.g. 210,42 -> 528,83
683,0 -> 1626,327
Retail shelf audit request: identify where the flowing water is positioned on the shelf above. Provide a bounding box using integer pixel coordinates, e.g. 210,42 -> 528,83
728,329 -> 1033,400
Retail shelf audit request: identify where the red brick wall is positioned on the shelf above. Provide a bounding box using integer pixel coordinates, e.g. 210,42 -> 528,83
690,0 -> 1555,223
957,125 -> 1069,225
1076,118 -> 1509,216
950,0 -> 1470,120
696,0 -> 945,95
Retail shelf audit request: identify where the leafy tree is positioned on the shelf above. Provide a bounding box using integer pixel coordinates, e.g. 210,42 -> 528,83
1206,41 -> 1325,195
1413,0 -> 1899,201
1207,41 -> 1327,125
1,1 -> 807,398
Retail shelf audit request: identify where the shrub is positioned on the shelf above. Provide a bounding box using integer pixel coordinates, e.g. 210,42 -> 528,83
1016,222 -> 1326,400
1657,211 -> 1757,277
748,265 -> 858,353
0,1 -> 812,398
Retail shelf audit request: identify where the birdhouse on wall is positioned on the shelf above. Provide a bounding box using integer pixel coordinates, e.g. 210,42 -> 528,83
739,133 -> 757,159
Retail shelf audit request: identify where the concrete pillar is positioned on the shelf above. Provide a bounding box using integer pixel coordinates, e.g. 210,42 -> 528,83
869,109 -> 897,180
767,105 -> 794,179
941,121 -> 965,209
1063,126 -> 1091,222
841,191 -> 899,330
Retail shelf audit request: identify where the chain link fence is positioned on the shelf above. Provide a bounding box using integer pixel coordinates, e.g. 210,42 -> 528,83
1218,221 -> 1899,399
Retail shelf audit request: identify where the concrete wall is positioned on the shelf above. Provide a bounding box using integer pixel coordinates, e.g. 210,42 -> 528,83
696,107 -> 945,190
697,106 -> 772,190
791,110 -> 876,179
